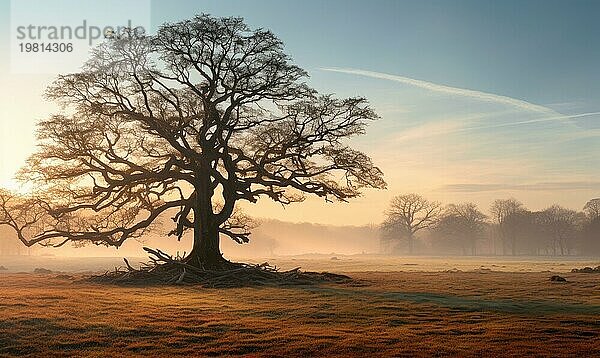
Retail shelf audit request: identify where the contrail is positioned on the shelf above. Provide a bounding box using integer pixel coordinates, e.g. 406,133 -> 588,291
460,111 -> 600,131
319,67 -> 559,115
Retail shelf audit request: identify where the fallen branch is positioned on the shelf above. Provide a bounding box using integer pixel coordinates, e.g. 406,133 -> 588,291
123,258 -> 135,272
87,247 -> 352,288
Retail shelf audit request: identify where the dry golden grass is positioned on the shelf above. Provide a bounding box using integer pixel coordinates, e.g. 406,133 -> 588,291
0,271 -> 598,357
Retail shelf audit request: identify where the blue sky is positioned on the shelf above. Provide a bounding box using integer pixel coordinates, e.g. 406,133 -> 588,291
147,0 -> 600,109
0,0 -> 598,224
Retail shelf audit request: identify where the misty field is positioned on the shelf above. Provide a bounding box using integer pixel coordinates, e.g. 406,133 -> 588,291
1,257 -> 599,357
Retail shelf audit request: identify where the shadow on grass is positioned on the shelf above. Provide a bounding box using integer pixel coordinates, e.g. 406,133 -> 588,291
300,286 -> 600,315
0,317 -> 172,355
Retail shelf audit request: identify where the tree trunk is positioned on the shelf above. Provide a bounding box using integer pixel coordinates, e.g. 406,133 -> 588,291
407,233 -> 414,255
183,169 -> 230,270
185,223 -> 225,269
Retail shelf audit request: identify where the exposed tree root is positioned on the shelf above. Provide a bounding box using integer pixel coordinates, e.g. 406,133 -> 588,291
87,247 -> 352,288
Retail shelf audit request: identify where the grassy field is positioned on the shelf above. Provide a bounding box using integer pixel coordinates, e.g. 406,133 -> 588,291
1,254 -> 599,274
1,263 -> 599,357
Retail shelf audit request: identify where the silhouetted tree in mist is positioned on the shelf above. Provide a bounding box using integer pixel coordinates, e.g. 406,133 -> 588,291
584,198 -> 600,220
537,205 -> 581,256
381,194 -> 441,254
432,203 -> 487,255
0,15 -> 385,269
580,199 -> 600,255
380,194 -> 599,256
490,198 -> 526,255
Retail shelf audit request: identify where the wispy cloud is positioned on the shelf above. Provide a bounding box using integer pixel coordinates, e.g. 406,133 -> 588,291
388,111 -> 504,143
440,181 -> 600,193
320,67 -> 600,134
322,66 -> 600,207
320,67 -> 559,115
460,111 -> 600,132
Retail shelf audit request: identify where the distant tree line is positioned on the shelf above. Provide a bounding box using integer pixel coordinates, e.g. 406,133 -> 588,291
381,195 -> 600,256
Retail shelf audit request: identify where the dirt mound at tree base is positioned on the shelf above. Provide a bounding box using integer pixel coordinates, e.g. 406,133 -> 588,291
88,263 -> 352,288
87,248 -> 352,288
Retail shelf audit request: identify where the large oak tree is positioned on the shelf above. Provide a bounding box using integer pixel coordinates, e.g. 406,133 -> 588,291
0,15 -> 385,269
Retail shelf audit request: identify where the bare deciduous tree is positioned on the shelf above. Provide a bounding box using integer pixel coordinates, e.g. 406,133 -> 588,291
584,198 -> 600,220
489,198 -> 525,255
433,203 -> 487,255
0,15 -> 386,270
381,194 -> 441,254
538,205 -> 581,256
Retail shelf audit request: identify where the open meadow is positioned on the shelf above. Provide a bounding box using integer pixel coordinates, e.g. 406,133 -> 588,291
1,256 -> 599,357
